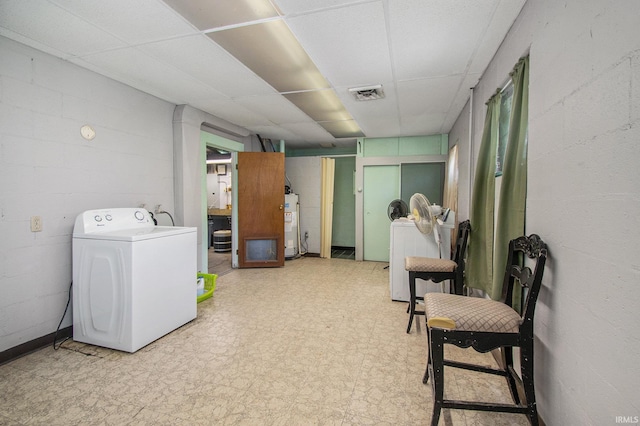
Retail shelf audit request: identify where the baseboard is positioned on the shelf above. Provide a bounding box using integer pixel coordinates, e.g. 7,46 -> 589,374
0,326 -> 72,366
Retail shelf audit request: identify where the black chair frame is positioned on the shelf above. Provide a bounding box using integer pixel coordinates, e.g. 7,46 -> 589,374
423,234 -> 548,426
406,220 -> 470,333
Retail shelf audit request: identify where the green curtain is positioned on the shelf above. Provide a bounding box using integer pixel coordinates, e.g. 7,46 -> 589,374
466,91 -> 501,294
492,56 -> 530,303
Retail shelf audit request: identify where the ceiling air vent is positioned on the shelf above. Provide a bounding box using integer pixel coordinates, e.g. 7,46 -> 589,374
348,84 -> 385,101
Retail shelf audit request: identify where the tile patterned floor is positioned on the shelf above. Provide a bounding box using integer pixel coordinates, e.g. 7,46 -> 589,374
0,258 -> 530,425
208,249 -> 233,276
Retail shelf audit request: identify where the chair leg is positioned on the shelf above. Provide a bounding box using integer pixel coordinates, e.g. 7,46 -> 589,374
452,269 -> 463,295
429,327 -> 445,426
423,323 -> 431,384
520,341 -> 539,426
406,272 -> 417,333
502,347 -> 521,405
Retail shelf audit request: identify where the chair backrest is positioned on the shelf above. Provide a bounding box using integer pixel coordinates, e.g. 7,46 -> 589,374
452,220 -> 471,265
500,234 -> 548,328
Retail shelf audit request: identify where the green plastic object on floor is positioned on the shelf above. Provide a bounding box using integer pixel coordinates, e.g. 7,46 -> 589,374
197,273 -> 217,303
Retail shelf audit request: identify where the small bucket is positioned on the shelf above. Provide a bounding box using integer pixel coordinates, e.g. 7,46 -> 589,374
213,230 -> 232,253
197,273 -> 217,303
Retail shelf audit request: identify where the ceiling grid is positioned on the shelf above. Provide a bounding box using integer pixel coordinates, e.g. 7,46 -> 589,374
0,0 -> 526,148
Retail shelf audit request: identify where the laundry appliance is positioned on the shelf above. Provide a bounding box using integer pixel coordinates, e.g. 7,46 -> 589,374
72,208 -> 197,352
389,212 -> 455,302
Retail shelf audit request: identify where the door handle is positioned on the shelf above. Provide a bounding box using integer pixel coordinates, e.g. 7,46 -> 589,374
279,205 -> 283,210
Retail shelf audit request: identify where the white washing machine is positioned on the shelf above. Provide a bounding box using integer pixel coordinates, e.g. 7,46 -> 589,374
72,208 -> 197,353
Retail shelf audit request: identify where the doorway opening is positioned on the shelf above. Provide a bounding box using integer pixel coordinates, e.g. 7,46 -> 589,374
206,146 -> 233,276
202,129 -> 244,276
329,156 -> 356,260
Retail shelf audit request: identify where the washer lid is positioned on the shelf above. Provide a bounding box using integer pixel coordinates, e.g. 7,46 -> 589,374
73,225 -> 196,242
73,208 -> 196,241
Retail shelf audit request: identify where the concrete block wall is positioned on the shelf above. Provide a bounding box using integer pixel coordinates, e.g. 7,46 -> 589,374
0,36 -> 176,353
206,171 -> 232,209
284,157 -> 321,254
449,0 -> 640,423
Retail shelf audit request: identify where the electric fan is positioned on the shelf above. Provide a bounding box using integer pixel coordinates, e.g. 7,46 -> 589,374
387,199 -> 408,221
409,193 -> 443,258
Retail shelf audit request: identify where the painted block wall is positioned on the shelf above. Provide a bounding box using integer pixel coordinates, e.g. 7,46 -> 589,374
284,157 -> 321,254
0,36 -> 176,353
206,171 -> 232,209
448,0 -> 640,424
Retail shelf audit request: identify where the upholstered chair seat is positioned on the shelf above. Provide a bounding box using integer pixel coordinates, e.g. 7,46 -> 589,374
405,257 -> 456,273
425,293 -> 521,333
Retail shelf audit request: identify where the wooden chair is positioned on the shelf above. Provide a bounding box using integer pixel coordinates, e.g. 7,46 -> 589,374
422,234 -> 548,426
404,220 -> 470,333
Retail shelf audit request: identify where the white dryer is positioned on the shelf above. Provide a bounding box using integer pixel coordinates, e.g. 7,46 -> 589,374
389,213 -> 455,302
72,208 -> 197,353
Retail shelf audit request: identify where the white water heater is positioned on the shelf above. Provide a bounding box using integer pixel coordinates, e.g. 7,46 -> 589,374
284,193 -> 299,259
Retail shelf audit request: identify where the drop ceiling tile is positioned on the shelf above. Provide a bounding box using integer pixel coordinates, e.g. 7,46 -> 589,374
0,27 -> 68,60
343,105 -> 401,134
275,0 -> 366,14
235,95 -> 314,125
397,76 -> 461,117
140,35 -> 276,98
285,2 -> 393,87
388,0 -> 498,80
280,122 -> 334,142
0,0 -> 125,57
76,48 -> 224,104
190,98 -> 272,127
354,114 -> 402,138
50,0 -> 198,44
400,112 -> 448,136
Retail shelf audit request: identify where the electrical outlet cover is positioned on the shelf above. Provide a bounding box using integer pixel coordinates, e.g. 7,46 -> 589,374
30,216 -> 42,232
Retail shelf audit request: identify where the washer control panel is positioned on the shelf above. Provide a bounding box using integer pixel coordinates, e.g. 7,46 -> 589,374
74,208 -> 153,235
